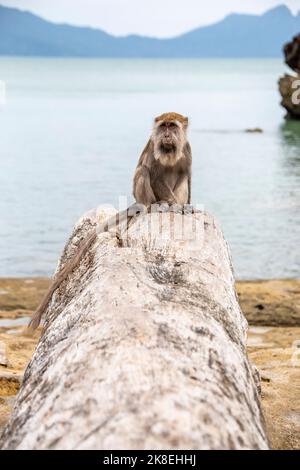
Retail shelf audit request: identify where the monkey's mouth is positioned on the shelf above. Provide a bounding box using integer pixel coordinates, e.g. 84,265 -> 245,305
160,143 -> 176,153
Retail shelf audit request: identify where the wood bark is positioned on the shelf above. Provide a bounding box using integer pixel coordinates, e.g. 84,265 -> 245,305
0,208 -> 269,450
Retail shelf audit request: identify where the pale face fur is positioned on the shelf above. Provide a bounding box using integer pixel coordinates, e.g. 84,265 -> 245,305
152,119 -> 187,166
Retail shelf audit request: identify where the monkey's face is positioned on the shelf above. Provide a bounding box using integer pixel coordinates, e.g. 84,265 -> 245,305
153,113 -> 188,165
155,120 -> 184,155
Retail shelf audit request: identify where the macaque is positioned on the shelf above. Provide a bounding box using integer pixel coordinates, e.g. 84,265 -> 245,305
29,112 -> 192,330
134,112 -> 192,207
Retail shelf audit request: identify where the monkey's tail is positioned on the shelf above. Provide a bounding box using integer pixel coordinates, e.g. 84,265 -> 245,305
28,205 -> 140,331
28,230 -> 98,331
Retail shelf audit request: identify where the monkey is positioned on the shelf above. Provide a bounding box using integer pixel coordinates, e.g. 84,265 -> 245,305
29,112 -> 192,330
133,112 -> 192,208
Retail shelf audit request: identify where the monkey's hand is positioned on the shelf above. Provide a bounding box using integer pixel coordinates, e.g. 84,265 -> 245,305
153,180 -> 178,206
151,202 -> 184,214
152,202 -> 170,213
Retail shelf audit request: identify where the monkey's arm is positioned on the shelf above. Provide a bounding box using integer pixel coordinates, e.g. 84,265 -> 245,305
153,178 -> 177,205
29,203 -> 145,330
188,173 -> 191,204
133,139 -> 156,207
133,165 -> 156,207
182,142 -> 192,204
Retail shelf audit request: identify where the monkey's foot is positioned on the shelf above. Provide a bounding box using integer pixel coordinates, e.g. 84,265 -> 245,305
183,205 -> 202,215
152,202 -> 171,213
169,204 -> 184,214
151,203 -> 202,215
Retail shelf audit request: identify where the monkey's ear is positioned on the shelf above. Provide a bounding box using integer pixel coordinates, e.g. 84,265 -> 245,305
183,116 -> 189,128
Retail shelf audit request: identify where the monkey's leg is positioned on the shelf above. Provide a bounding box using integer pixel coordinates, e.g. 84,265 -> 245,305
173,174 -> 189,206
153,180 -> 177,205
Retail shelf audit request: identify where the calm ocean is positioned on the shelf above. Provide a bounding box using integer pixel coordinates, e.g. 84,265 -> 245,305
0,58 -> 299,279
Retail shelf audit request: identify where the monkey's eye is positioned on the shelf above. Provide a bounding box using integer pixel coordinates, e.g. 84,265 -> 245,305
160,123 -> 167,129
169,122 -> 177,128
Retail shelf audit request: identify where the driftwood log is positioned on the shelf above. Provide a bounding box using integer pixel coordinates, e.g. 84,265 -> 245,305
0,208 -> 269,450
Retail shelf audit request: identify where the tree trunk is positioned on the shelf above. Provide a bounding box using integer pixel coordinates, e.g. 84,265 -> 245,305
0,208 -> 269,450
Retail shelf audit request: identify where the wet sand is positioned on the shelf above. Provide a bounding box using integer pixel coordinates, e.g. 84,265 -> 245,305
0,278 -> 299,449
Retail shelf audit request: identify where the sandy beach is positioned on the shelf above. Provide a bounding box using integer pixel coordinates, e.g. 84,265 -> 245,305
0,277 -> 299,449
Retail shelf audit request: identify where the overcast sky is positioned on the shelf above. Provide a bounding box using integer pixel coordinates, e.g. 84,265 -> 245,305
1,0 -> 299,37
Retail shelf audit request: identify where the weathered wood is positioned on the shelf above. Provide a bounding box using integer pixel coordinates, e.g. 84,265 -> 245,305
0,341 -> 7,367
0,208 -> 269,450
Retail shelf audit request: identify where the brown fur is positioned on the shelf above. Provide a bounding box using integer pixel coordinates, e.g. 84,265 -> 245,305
134,112 -> 192,206
155,112 -> 188,125
29,112 -> 192,330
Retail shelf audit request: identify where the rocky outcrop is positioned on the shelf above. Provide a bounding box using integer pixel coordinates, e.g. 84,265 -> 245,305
279,73 -> 300,119
237,280 -> 300,327
279,34 -> 300,119
284,34 -> 300,72
0,208 -> 269,450
248,326 -> 300,450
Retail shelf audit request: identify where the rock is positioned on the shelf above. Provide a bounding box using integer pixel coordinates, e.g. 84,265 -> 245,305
0,209 -> 268,450
284,34 -> 300,73
0,372 -> 22,396
248,326 -> 300,449
0,372 -> 22,436
244,128 -> 263,133
279,74 -> 300,119
236,280 -> 300,326
0,278 -> 51,319
278,34 -> 300,119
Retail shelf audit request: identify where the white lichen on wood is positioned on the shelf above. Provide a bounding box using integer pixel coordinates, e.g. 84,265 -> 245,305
0,209 -> 269,450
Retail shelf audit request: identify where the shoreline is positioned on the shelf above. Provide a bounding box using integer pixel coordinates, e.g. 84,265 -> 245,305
0,277 -> 299,449
1,277 -> 299,326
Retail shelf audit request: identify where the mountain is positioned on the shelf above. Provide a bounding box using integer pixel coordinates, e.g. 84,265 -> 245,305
0,4 -> 299,57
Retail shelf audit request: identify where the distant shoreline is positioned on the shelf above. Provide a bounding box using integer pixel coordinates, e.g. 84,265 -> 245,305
0,56 -> 285,60
0,4 -> 298,58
